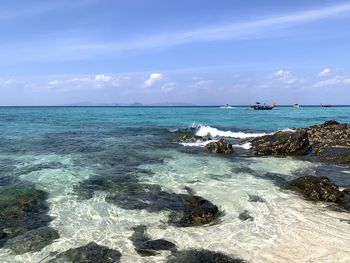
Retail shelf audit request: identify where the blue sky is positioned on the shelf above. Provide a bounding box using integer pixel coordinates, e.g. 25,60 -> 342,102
1,0 -> 350,105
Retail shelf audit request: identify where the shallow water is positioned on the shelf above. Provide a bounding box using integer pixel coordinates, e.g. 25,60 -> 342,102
0,106 -> 350,262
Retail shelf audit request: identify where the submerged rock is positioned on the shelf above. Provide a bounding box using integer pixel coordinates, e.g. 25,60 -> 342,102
48,242 -> 121,263
205,138 -> 233,154
0,176 -> 55,252
105,179 -> 220,227
167,249 -> 248,263
3,227 -> 59,254
178,135 -> 211,143
129,225 -> 176,256
289,176 -> 340,202
248,195 -> 264,203
251,130 -> 310,156
238,211 -> 254,221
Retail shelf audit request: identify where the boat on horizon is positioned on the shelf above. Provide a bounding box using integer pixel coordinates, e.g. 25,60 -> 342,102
321,104 -> 332,107
293,103 -> 300,108
250,102 -> 275,110
221,104 -> 234,108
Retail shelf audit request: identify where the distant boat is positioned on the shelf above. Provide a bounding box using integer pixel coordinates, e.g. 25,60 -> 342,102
321,104 -> 332,107
250,102 -> 275,110
221,104 -> 234,108
293,103 -> 300,108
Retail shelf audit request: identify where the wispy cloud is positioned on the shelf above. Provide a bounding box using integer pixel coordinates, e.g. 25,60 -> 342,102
318,68 -> 331,77
313,76 -> 350,87
2,2 -> 350,62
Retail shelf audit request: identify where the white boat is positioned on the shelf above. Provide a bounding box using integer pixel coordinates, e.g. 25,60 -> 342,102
220,104 -> 234,108
293,103 -> 300,108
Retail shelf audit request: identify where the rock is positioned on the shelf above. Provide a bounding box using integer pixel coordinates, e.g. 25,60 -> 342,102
205,138 -> 233,154
178,135 -> 211,143
174,196 -> 219,227
167,249 -> 248,263
238,211 -> 254,221
251,130 -> 310,156
248,195 -> 264,203
48,242 -> 121,263
0,177 -> 53,251
250,120 -> 350,164
105,178 -> 220,227
321,120 -> 340,127
289,176 -> 340,202
337,189 -> 350,210
3,227 -> 59,254
129,225 -> 177,257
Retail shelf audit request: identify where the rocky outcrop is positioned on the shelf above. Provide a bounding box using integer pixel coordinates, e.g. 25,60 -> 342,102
178,134 -> 211,143
289,175 -> 350,210
251,130 -> 310,156
0,176 -> 57,253
205,138 -> 233,154
167,249 -> 248,263
48,242 -> 122,263
289,176 -> 340,202
3,227 -> 59,254
251,120 -> 350,165
129,225 -> 177,256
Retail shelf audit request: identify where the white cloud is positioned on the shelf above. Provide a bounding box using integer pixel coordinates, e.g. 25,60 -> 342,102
189,80 -> 213,90
48,80 -> 60,85
313,76 -> 350,87
143,73 -> 163,88
274,69 -> 297,84
95,74 -> 112,82
318,68 -> 331,77
161,82 -> 175,93
3,78 -> 15,85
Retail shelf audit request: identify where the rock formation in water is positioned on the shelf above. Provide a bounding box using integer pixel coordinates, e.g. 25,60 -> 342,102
166,249 -> 248,263
0,176 -> 58,254
289,175 -> 350,210
251,120 -> 350,165
47,242 -> 121,263
205,138 -> 233,154
129,225 -> 177,256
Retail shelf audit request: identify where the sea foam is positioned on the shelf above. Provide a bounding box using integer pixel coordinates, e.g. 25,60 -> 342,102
195,125 -> 267,139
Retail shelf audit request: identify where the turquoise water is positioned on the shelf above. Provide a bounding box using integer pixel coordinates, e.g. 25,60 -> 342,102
1,106 -> 350,262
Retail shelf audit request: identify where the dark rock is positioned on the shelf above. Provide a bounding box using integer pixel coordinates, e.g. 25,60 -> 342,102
248,195 -> 264,203
0,178 -> 53,250
238,211 -> 254,221
3,227 -> 59,254
337,189 -> 350,210
289,176 -> 340,202
48,242 -> 121,263
167,249 -> 248,263
205,138 -> 233,154
251,130 -> 310,156
178,135 -> 211,143
315,147 -> 350,164
321,120 -> 340,127
129,225 -> 177,257
105,179 -> 220,227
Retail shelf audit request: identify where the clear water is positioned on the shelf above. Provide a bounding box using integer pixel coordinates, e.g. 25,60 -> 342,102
0,106 -> 350,263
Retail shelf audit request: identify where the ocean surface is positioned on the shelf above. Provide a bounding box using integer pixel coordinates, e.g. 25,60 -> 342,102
1,106 -> 350,262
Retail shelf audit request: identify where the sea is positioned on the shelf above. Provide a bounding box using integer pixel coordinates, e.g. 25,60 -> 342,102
0,106 -> 350,262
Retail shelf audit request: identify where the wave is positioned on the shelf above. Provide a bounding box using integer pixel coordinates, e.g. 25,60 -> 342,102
232,142 -> 252,149
195,125 -> 267,139
179,140 -> 215,147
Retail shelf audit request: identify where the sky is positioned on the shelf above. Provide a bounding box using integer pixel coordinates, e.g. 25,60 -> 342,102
1,0 -> 350,105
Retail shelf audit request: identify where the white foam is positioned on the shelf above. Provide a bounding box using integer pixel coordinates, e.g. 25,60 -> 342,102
179,140 -> 214,147
196,125 -> 267,139
233,142 -> 252,149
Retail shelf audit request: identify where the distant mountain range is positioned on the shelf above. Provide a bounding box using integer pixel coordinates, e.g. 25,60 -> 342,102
62,101 -> 196,106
